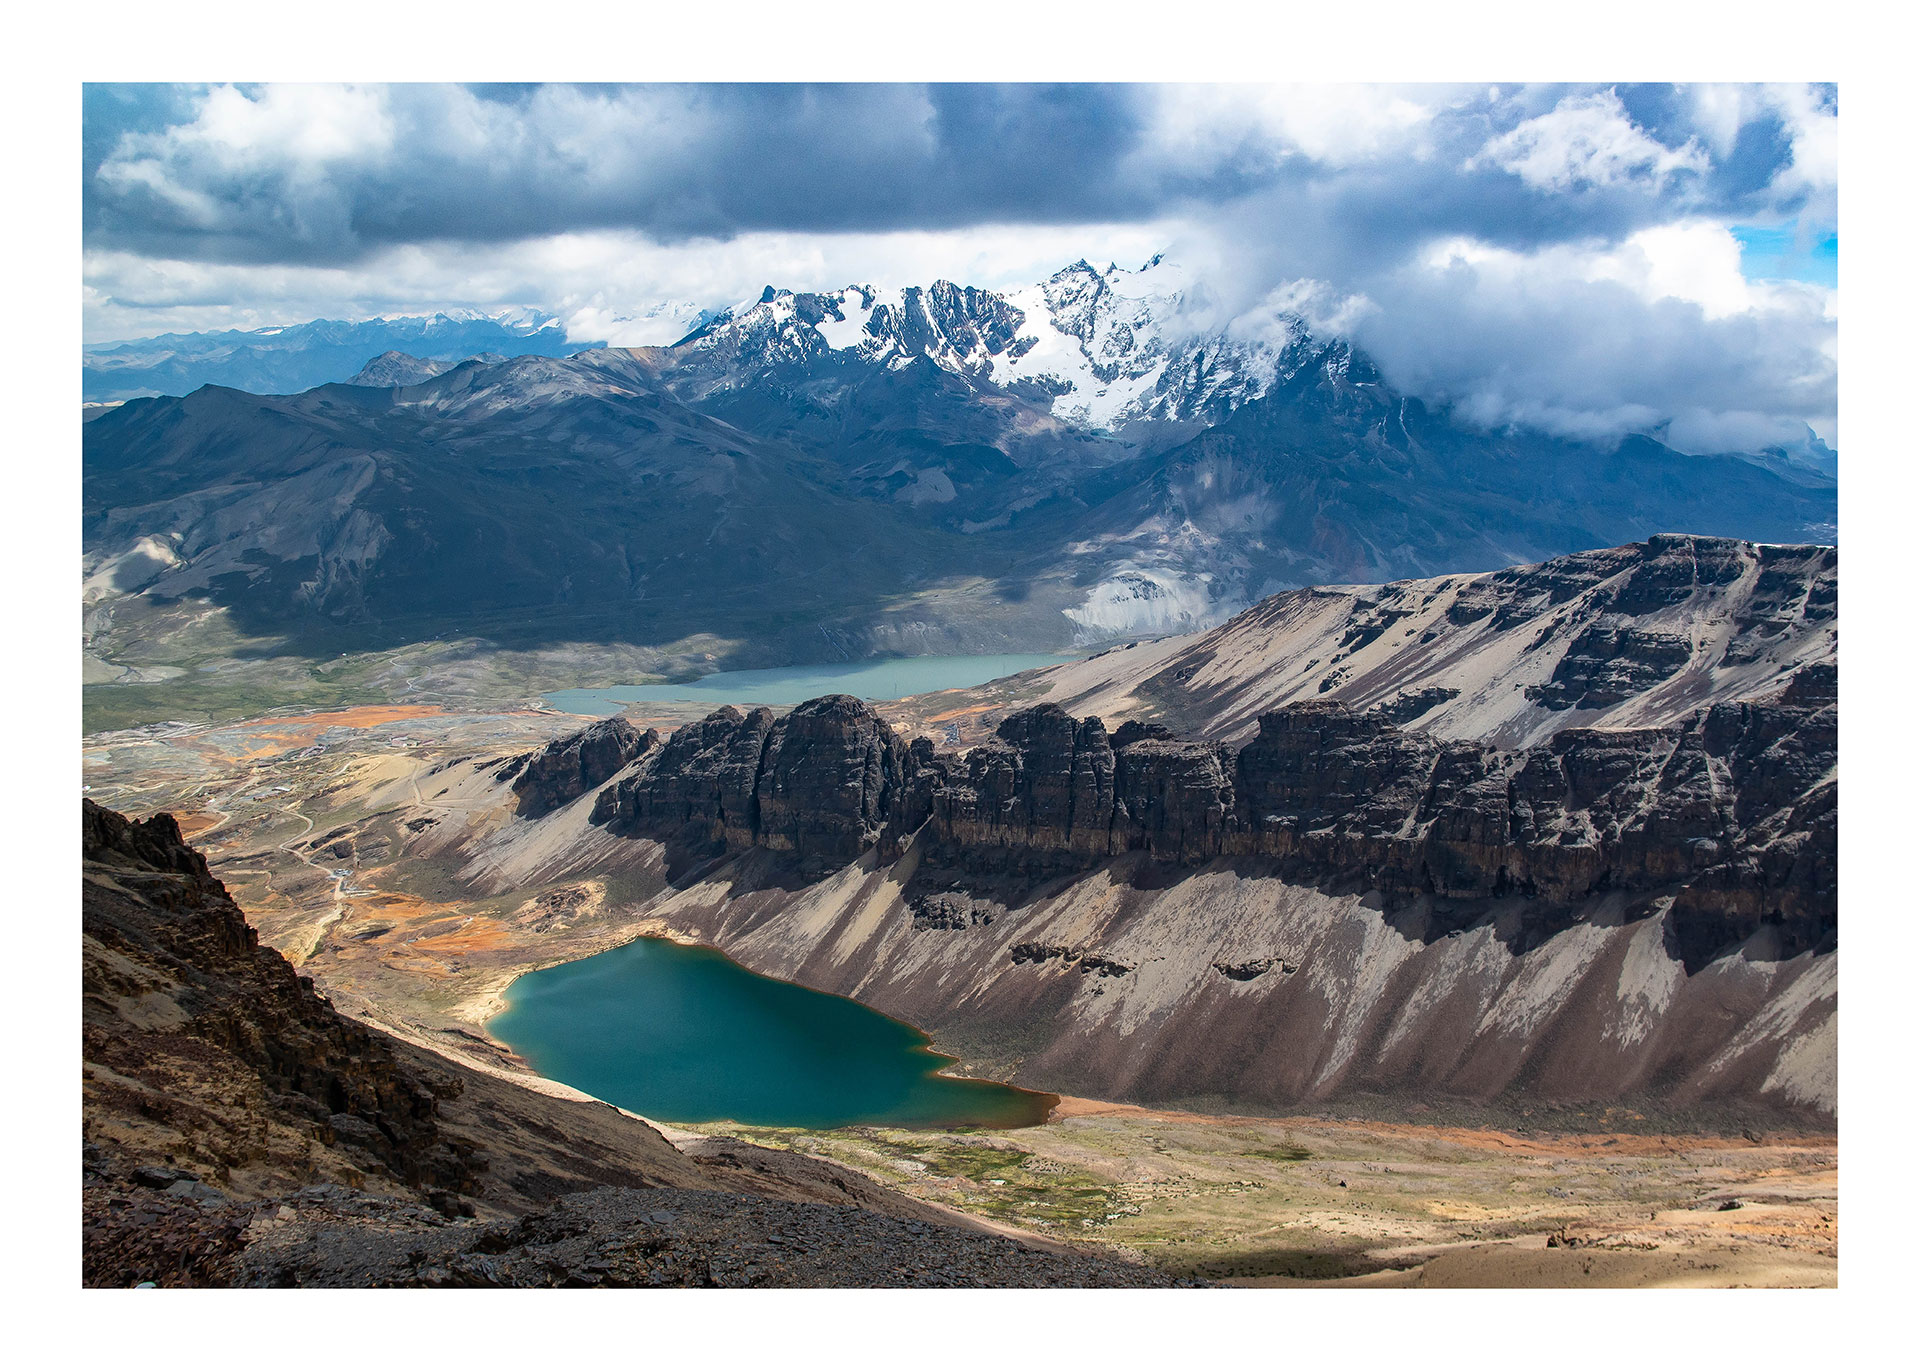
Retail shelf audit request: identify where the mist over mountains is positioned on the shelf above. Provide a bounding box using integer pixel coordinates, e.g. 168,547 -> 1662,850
82,256 -> 1837,665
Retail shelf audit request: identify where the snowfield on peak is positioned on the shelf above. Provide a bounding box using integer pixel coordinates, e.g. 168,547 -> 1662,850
670,254 -> 1329,433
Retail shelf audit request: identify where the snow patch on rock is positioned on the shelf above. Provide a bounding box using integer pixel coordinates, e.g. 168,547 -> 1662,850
1063,568 -> 1238,640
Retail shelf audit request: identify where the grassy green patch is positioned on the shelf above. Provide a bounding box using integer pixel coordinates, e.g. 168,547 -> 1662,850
83,676 -> 385,733
733,1125 -> 1122,1230
1241,1144 -> 1314,1163
1164,1246 -> 1407,1283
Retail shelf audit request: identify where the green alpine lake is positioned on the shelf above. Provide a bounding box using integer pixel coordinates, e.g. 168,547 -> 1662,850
489,936 -> 1055,1130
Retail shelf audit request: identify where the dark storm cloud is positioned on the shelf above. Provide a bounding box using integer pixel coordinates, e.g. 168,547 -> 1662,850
86,84 -> 1161,264
81,83 -> 1838,449
83,82 -> 1822,269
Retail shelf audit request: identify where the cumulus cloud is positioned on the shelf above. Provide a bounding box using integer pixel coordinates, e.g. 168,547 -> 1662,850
86,84 -> 1170,264
1130,83 -> 1444,174
1469,90 -> 1709,192
82,82 -> 1840,448
1347,227 -> 1835,449
81,221 -> 1185,342
86,83 -> 1829,269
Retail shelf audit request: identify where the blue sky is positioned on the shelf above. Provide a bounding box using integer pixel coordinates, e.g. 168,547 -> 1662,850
1735,222 -> 1839,288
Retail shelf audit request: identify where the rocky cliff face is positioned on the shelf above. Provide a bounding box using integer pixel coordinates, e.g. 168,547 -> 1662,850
592,696 -> 913,866
509,715 -> 660,817
508,601 -> 1834,1120
83,800 -> 479,1203
578,683 -> 1834,969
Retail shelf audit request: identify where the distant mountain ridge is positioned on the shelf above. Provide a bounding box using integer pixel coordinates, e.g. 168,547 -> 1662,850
74,255 -> 1405,431
81,255 -> 1837,669
81,310 -> 604,402
962,534 -> 1838,750
86,260 -> 1848,487
346,351 -> 466,386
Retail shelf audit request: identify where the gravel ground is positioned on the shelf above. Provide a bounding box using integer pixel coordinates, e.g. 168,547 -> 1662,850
222,1183 -> 1192,1288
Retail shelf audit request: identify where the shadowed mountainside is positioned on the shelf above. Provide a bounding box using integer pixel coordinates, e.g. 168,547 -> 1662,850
82,309 -> 1834,668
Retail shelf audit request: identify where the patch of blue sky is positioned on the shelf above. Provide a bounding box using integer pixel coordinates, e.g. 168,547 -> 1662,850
1733,222 -> 1838,288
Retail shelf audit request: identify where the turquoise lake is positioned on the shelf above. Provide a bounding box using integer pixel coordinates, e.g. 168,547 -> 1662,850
489,936 -> 1055,1130
544,652 -> 1080,716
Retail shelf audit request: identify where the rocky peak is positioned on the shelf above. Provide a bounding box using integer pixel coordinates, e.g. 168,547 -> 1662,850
1037,260 -> 1112,346
864,283 -> 1029,377
755,694 -> 904,861
84,801 -> 214,883
593,697 -> 907,865
509,715 -> 660,818
654,253 -> 1328,431
347,351 -> 455,388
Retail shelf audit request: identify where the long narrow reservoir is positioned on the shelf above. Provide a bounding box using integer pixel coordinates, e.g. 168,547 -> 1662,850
490,936 -> 1054,1130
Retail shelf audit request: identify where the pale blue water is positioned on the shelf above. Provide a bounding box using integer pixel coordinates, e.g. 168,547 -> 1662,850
544,652 -> 1079,716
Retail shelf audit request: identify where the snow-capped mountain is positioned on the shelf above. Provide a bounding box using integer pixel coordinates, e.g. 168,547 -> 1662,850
995,256 -> 1317,429
84,284 -> 1838,669
82,258 -> 1321,425
82,252 -> 1838,663
673,281 -> 1024,382
668,255 -> 1319,433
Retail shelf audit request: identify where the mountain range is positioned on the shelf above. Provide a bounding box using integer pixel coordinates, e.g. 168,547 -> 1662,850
81,309 -> 604,403
82,257 -> 1838,671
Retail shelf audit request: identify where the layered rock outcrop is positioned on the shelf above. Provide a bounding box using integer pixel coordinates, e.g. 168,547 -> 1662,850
592,696 -> 911,865
473,537 -> 1838,1120
510,715 -> 660,817
932,698 -> 1833,955
989,535 -> 1838,752
572,680 -> 1834,964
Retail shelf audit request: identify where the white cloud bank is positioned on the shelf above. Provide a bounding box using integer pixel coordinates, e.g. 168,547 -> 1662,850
1470,90 -> 1709,192
83,82 -> 1839,450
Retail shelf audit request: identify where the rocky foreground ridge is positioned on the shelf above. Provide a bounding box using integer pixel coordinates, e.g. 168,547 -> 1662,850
81,800 -> 1177,1288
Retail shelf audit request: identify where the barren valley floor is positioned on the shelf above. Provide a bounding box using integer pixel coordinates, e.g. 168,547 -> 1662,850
82,699 -> 1838,1288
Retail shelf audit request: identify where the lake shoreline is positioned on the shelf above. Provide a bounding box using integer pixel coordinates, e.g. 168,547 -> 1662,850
487,931 -> 1060,1132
